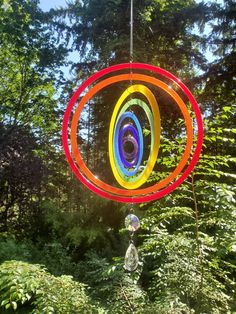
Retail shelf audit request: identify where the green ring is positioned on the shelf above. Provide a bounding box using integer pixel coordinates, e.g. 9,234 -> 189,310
113,98 -> 156,182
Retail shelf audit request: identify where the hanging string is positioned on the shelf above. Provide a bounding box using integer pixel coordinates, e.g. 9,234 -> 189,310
129,0 -> 134,115
124,0 -> 140,272
130,0 -> 133,63
129,0 -> 134,204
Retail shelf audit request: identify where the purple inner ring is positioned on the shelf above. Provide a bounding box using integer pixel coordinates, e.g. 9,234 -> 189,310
122,135 -> 138,159
118,124 -> 140,168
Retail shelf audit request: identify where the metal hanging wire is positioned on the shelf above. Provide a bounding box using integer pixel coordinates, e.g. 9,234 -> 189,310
129,0 -> 134,114
130,0 -> 133,63
129,0 -> 134,205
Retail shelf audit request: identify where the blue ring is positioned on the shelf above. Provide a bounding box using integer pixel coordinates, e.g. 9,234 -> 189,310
113,112 -> 143,177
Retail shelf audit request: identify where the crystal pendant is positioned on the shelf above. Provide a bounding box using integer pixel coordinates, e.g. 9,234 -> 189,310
125,214 -> 140,232
124,242 -> 139,271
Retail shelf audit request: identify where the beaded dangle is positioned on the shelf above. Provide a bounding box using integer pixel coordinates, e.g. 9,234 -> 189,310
124,206 -> 140,271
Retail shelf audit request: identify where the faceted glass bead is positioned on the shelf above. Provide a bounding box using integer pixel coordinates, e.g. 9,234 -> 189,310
124,243 -> 139,271
125,214 -> 140,232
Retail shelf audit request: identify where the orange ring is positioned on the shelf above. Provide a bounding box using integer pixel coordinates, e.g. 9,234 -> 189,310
70,74 -> 193,196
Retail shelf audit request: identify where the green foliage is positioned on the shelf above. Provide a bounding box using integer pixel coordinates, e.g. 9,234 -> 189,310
0,260 -> 97,313
66,0 -> 207,74
0,0 -> 65,134
0,125 -> 47,238
0,236 -> 78,278
76,252 -> 146,313
0,0 -> 69,239
42,193 -> 125,259
141,213 -> 233,313
138,104 -> 236,312
202,0 -> 236,108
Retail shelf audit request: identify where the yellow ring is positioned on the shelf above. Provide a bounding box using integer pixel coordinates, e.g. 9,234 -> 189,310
108,84 -> 161,189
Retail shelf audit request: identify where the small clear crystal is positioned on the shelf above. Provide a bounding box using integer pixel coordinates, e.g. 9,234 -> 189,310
125,214 -> 140,232
124,243 -> 139,271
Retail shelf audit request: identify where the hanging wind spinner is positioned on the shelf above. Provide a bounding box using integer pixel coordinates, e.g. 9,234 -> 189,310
62,63 -> 203,202
62,63 -> 203,270
62,1 -> 203,271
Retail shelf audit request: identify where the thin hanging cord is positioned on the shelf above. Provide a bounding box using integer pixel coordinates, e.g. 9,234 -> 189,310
129,0 -> 133,112
129,1 -> 135,203
130,0 -> 133,63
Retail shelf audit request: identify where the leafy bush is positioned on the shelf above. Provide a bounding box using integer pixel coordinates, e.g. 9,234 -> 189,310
0,260 -> 98,313
77,252 -> 146,313
0,236 -> 78,277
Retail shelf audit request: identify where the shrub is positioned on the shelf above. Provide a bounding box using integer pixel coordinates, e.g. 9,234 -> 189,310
0,260 -> 98,313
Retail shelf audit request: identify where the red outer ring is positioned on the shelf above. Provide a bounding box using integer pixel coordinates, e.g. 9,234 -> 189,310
62,63 -> 204,203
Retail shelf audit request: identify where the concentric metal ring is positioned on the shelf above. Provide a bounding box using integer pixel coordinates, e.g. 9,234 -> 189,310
109,84 -> 160,189
62,63 -> 204,203
113,111 -> 143,178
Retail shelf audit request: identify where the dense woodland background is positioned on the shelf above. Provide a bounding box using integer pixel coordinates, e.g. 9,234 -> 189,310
0,0 -> 235,313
